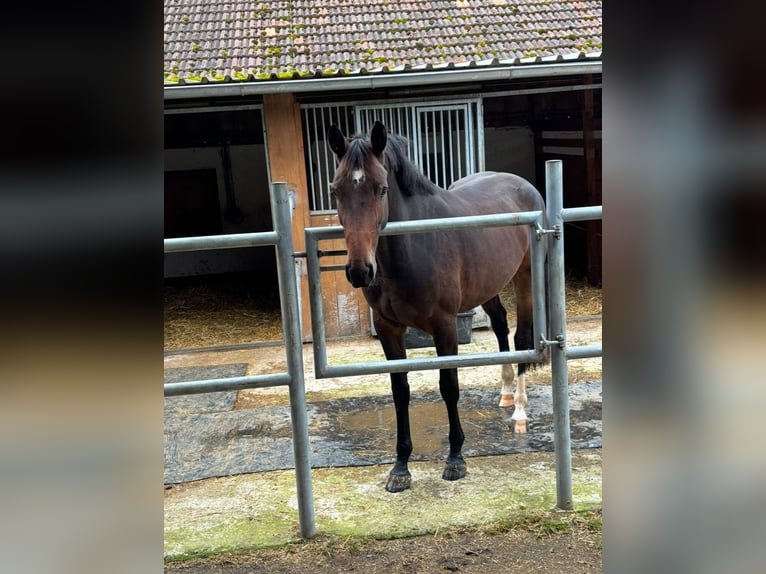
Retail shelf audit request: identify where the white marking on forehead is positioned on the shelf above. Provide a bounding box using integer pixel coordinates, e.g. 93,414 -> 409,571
352,169 -> 366,185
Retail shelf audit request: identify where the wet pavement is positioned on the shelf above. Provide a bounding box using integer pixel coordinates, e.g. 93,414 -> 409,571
164,363 -> 601,484
164,323 -> 602,557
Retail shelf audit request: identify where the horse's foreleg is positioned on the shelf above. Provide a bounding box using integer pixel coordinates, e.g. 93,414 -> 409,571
387,371 -> 413,492
374,316 -> 412,492
434,323 -> 466,481
439,367 -> 467,480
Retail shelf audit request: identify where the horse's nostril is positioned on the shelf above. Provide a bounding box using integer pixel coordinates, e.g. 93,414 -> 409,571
345,261 -> 375,287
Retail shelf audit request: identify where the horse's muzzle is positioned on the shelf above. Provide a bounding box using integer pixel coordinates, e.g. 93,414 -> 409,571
345,261 -> 375,288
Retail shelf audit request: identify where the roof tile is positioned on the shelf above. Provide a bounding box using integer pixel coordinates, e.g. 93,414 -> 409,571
164,0 -> 601,84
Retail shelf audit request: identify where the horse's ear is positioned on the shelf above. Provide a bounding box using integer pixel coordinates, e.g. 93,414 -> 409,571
328,125 -> 347,158
371,121 -> 387,156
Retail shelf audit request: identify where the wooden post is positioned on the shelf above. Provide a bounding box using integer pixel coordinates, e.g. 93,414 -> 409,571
263,93 -> 313,339
581,79 -> 602,286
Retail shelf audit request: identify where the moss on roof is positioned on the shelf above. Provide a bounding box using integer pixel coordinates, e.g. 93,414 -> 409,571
164,0 -> 602,85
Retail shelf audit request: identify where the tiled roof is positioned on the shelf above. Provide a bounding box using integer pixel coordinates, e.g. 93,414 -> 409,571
164,0 -> 602,86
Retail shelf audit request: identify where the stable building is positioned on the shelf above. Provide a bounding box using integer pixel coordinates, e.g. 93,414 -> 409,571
164,0 -> 602,340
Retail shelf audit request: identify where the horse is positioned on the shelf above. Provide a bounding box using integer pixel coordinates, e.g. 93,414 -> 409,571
327,121 -> 547,492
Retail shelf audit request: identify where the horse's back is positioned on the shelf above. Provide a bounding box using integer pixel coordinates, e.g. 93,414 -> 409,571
447,171 -> 544,214
413,171 -> 544,312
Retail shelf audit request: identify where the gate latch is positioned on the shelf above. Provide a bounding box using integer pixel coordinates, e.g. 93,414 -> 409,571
534,222 -> 561,240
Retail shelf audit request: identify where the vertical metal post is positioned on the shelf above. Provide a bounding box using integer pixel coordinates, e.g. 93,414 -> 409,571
304,229 -> 329,376
271,182 -> 315,537
545,160 -> 573,510
530,214 -> 548,359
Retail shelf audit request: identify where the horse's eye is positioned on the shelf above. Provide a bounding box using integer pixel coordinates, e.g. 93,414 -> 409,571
380,186 -> 388,197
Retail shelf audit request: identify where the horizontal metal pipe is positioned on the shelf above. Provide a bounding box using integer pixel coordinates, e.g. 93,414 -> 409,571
318,349 -> 544,379
306,210 -> 543,243
164,373 -> 290,396
565,344 -> 602,360
562,206 -> 602,223
305,226 -> 348,241
164,231 -> 279,253
164,61 -> 602,100
383,211 -> 543,235
320,265 -> 347,272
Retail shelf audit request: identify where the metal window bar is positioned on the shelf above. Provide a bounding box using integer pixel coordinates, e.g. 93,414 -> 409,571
304,160 -> 602,511
163,182 -> 316,539
454,109 -> 463,181
358,99 -> 481,188
414,103 -> 479,184
301,104 -> 355,213
474,100 -> 485,171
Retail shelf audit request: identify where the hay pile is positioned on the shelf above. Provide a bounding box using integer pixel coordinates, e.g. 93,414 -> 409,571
164,276 -> 283,351
499,277 -> 602,323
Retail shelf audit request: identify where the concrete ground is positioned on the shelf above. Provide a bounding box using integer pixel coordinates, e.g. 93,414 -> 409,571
164,319 -> 602,560
164,450 -> 602,560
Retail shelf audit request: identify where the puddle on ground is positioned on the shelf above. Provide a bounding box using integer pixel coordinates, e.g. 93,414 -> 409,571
338,400 -> 499,456
164,381 -> 602,483
327,384 -> 602,462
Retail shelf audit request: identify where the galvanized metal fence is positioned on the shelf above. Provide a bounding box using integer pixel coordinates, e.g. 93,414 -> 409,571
163,182 -> 315,538
304,160 -> 601,510
163,160 -> 602,538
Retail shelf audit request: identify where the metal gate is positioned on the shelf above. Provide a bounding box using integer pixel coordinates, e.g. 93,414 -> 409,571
163,162 -> 603,538
304,160 -> 602,511
163,183 -> 315,538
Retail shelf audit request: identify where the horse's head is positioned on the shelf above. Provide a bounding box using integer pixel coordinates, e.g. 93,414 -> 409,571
328,121 -> 390,288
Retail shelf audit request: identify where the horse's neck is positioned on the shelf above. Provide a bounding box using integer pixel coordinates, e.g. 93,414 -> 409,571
376,177 -> 424,273
386,187 -> 410,222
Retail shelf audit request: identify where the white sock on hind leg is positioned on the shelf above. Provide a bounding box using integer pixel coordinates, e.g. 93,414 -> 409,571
498,363 -> 515,408
511,374 -> 527,433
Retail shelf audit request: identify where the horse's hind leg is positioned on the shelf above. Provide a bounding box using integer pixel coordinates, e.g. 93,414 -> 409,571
481,295 -> 514,408
433,318 -> 467,482
374,315 -> 413,493
511,255 -> 535,434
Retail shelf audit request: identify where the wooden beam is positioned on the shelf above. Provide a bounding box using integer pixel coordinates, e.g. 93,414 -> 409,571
263,93 -> 313,338
580,78 -> 602,287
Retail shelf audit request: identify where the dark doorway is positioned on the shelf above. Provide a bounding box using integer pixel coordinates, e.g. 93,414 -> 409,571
164,169 -> 222,238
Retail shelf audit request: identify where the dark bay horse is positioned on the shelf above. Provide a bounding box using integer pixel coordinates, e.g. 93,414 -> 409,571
328,121 -> 547,492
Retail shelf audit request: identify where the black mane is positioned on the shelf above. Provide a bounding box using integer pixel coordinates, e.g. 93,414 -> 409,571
342,132 -> 440,197
384,134 -> 441,197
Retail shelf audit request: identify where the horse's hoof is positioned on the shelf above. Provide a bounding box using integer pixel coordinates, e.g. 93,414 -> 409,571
498,393 -> 514,408
514,419 -> 527,434
442,458 -> 467,481
386,471 -> 412,493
